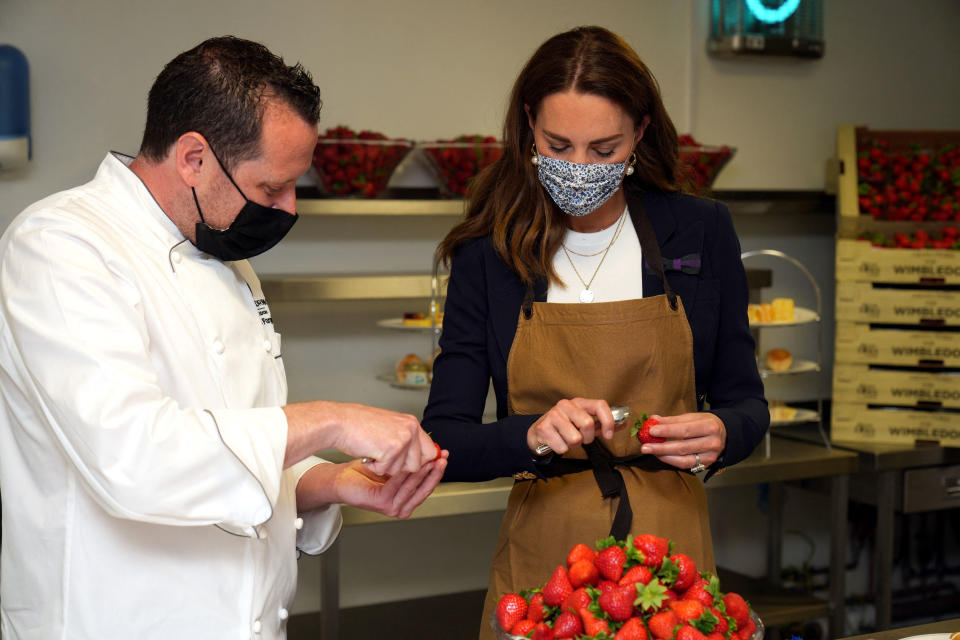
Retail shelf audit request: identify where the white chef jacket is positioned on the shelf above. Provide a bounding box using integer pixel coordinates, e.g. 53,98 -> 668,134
0,153 -> 342,640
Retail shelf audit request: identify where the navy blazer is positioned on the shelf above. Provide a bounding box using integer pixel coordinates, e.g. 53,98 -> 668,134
423,189 -> 769,482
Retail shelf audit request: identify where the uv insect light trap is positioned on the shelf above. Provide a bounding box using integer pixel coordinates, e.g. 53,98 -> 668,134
0,44 -> 30,169
709,0 -> 824,59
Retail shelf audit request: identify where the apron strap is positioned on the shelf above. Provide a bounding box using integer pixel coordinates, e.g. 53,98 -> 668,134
539,444 -> 692,541
629,198 -> 679,311
522,281 -> 535,319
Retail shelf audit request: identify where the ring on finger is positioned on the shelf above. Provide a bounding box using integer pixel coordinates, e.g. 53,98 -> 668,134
690,452 -> 706,474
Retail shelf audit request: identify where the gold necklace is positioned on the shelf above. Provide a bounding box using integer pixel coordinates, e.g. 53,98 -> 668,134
561,211 -> 627,303
561,210 -> 628,256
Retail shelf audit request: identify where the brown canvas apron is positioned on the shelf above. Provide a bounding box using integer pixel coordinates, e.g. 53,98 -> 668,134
478,207 -> 715,639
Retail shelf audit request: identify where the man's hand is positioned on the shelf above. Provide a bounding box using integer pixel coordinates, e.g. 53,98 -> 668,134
637,412 -> 726,471
296,452 -> 448,519
283,401 -> 437,477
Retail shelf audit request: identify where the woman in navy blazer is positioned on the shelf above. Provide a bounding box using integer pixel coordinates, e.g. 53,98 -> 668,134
423,186 -> 768,482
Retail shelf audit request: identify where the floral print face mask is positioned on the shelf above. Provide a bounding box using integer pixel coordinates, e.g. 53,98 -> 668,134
536,154 -> 627,217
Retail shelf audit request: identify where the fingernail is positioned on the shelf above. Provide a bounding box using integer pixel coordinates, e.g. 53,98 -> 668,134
641,445 -> 651,454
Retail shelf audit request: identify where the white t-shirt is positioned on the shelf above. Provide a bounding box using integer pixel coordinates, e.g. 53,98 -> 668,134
549,206 -> 644,303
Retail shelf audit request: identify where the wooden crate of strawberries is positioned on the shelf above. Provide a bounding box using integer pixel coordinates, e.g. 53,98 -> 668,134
832,125 -> 960,447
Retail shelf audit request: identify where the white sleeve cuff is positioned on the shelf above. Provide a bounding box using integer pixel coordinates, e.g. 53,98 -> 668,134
289,456 -> 343,555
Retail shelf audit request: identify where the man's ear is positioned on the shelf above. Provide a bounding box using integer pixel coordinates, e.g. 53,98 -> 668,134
175,132 -> 208,188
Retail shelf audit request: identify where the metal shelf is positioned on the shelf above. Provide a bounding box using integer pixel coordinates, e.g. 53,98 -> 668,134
261,273 -> 445,302
297,198 -> 464,216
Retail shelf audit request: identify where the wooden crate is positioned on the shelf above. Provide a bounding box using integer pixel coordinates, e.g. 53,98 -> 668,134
833,363 -> 960,409
835,321 -> 960,368
831,402 -> 960,447
835,281 -> 960,326
836,238 -> 960,285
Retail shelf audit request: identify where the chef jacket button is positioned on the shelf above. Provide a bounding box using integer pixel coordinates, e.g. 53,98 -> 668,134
213,339 -> 225,354
263,339 -> 272,353
294,517 -> 304,530
252,619 -> 262,634
278,607 -> 289,621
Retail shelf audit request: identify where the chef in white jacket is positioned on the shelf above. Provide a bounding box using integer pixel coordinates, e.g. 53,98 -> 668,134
0,36 -> 445,640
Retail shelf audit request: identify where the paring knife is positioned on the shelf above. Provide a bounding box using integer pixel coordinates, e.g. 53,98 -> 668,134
534,405 -> 631,456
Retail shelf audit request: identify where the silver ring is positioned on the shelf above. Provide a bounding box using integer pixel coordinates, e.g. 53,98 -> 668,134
690,453 -> 706,474
534,443 -> 552,456
360,457 -> 373,464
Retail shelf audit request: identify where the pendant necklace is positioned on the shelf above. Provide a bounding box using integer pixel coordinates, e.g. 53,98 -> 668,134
561,210 -> 627,303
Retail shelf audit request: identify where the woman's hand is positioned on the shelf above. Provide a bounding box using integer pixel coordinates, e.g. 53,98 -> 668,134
526,398 -> 620,455
638,412 -> 726,471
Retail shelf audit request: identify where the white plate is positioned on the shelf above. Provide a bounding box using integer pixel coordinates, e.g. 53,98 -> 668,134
376,372 -> 430,390
759,358 -> 821,377
377,317 -> 441,331
899,634 -> 956,640
750,306 -> 820,327
770,407 -> 819,427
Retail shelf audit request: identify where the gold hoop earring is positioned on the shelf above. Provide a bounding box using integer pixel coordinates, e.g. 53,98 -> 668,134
625,152 -> 637,176
530,142 -> 540,166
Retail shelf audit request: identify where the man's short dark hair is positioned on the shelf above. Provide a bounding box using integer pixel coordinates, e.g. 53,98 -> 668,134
138,36 -> 321,170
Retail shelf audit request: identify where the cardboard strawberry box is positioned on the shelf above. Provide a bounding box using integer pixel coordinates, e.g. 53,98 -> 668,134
831,402 -> 960,447
835,321 -> 960,368
833,363 -> 960,409
835,281 -> 960,326
836,237 -> 960,285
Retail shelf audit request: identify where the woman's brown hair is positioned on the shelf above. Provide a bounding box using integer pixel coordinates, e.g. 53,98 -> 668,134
436,25 -> 681,285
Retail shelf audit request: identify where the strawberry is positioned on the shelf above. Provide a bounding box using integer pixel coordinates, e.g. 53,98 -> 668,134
708,607 -> 728,635
722,592 -> 750,628
496,593 -> 528,632
569,559 -> 599,588
567,542 -> 596,567
705,633 -> 724,640
527,592 -> 548,623
595,544 -> 627,581
633,534 -> 670,570
648,610 -> 679,640
531,621 -> 555,640
552,611 -> 583,639
736,617 -> 756,640
634,578 -> 669,614
619,564 -> 653,587
666,554 -> 697,591
668,599 -> 704,622
615,617 -> 649,640
561,587 -> 592,614
578,606 -> 612,637
543,566 -> 574,607
598,579 -> 619,593
599,584 -> 637,622
676,624 -> 708,640
681,576 -> 718,607
511,619 -> 536,636
630,413 -> 665,444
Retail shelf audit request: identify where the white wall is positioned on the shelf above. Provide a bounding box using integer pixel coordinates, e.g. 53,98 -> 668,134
2,0 -> 960,616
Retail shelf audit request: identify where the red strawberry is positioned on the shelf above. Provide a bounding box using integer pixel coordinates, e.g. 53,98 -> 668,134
631,413 -> 666,444
599,584 -> 637,622
722,592 -> 750,628
619,564 -> 654,587
496,593 -> 528,631
736,617 -> 757,640
568,559 -> 599,588
681,579 -> 715,607
598,579 -> 619,593
709,607 -> 728,635
668,554 -> 697,591
615,617 -> 649,640
578,607 -> 612,637
668,599 -> 704,623
527,592 -> 547,622
561,587 -> 592,614
531,621 -> 555,640
676,624 -> 708,640
633,534 -> 670,570
648,610 -> 679,640
543,566 -> 574,607
511,619 -> 536,636
663,588 -> 679,603
706,633 -> 725,640
567,542 -> 596,567
552,611 -> 583,639
595,544 -> 627,581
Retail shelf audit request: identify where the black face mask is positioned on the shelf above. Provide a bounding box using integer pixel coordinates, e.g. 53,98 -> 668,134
191,149 -> 298,261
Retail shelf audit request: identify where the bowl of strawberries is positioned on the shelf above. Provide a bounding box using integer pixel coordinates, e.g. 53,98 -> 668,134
312,126 -> 414,198
421,134 -> 504,198
493,533 -> 763,640
678,135 -> 735,196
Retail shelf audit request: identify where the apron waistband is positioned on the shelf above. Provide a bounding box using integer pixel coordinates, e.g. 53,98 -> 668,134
539,442 -> 693,542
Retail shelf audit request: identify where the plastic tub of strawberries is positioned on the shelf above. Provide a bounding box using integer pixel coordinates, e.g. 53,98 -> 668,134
492,534 -> 764,639
420,134 -> 504,198
678,134 -> 736,197
312,126 -> 414,198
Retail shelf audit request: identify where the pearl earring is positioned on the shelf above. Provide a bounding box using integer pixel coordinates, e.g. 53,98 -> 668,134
530,143 -> 540,166
625,152 -> 637,176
